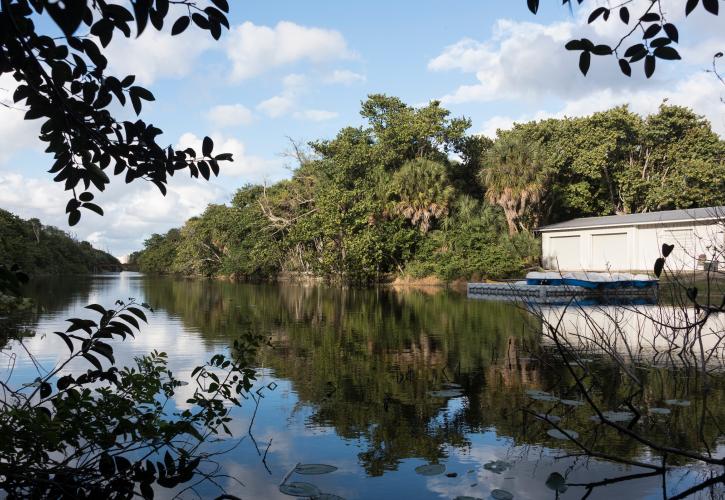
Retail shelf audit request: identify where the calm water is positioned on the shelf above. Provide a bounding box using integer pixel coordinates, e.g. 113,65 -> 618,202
3,274 -> 724,499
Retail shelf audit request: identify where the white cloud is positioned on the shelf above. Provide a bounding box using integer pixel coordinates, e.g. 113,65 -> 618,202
478,71 -> 725,137
226,21 -> 353,81
428,19 -> 639,105
293,109 -> 339,122
0,74 -> 43,165
324,69 -> 366,85
257,95 -> 295,118
205,104 -> 254,128
256,73 -> 307,118
105,28 -> 212,85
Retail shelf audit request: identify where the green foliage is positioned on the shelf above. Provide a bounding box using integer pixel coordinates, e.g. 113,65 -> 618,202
0,299 -> 260,498
132,99 -> 723,284
0,209 -> 120,276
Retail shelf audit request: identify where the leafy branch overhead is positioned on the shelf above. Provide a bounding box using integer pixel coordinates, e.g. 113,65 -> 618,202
526,0 -> 721,78
0,0 -> 234,226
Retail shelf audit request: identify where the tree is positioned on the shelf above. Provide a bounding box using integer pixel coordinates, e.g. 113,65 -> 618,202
480,131 -> 548,234
526,0 -> 722,79
389,158 -> 454,233
0,0 -> 233,226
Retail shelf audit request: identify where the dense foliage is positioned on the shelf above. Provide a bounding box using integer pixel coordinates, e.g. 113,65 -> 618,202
0,0 -> 233,226
0,298 -> 261,498
132,98 -> 724,283
0,208 -> 120,275
132,95 -> 537,283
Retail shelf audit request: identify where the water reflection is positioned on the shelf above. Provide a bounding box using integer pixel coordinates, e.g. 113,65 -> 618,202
3,275 -> 723,499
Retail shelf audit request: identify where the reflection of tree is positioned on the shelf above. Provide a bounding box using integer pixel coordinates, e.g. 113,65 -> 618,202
139,277 -> 725,481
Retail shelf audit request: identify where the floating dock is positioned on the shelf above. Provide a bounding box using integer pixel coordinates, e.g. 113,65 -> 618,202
467,282 -> 658,304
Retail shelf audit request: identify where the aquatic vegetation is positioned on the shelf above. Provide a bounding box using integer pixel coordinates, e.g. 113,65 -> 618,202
415,464 -> 446,476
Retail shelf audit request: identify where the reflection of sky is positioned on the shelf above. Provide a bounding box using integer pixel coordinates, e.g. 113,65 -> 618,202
3,275 -> 722,499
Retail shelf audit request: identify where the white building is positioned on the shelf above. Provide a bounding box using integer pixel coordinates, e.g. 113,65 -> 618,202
537,206 -> 725,272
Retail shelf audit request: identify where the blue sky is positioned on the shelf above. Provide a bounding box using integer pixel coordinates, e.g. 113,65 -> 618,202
1,0 -> 723,257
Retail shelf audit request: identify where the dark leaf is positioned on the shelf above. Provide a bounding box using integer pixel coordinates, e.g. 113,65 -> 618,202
663,23 -> 679,43
619,7 -> 629,24
211,0 -> 229,12
68,209 -> 81,226
590,44 -> 611,56
640,12 -> 660,22
618,58 -> 632,77
654,257 -> 665,278
643,24 -> 661,39
644,54 -> 656,77
202,136 -> 213,157
171,16 -> 190,35
686,0 -> 699,16
115,455 -> 132,472
565,40 -> 584,51
99,452 -> 115,476
687,287 -> 698,301
662,243 -> 675,257
82,202 -> 104,216
702,0 -> 718,14
40,382 -> 52,399
57,375 -> 73,390
127,306 -> 148,322
83,352 -> 103,370
79,192 -> 94,202
578,51 -> 591,75
654,46 -> 681,60
588,7 -> 608,23
53,331 -> 74,353
46,0 -> 86,37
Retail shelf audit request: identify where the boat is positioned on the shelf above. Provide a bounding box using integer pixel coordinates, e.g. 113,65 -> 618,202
546,272 -> 658,290
468,272 -> 658,303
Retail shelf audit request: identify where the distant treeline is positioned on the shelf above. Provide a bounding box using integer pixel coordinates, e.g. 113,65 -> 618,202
131,96 -> 725,283
0,209 -> 120,275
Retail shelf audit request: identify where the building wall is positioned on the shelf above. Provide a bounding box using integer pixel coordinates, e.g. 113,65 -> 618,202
541,221 -> 724,272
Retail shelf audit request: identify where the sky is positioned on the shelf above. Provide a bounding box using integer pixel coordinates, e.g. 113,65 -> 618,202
1,0 -> 724,259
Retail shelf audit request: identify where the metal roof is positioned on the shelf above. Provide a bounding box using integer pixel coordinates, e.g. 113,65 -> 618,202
537,206 -> 725,232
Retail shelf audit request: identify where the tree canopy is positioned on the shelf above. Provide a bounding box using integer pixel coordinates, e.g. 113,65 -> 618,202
131,97 -> 725,283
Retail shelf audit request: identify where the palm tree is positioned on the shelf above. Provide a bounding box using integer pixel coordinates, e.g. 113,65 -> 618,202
389,158 -> 454,233
480,133 -> 547,235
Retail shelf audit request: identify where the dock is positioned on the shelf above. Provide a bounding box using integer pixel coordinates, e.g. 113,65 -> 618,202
467,282 -> 658,304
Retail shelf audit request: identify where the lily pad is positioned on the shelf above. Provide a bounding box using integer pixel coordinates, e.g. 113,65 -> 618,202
294,464 -> 338,475
279,482 -> 321,497
491,489 -> 514,500
560,399 -> 585,407
428,389 -> 464,398
483,460 -> 511,474
415,463 -> 445,476
589,411 -> 635,423
316,495 -> 346,500
545,472 -> 568,493
455,497 -> 483,500
547,429 -> 579,440
536,413 -> 561,424
664,399 -> 690,407
526,390 -> 559,402
649,407 -> 671,415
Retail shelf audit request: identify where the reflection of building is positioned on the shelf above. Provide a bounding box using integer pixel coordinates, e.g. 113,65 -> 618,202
537,305 -> 725,364
537,206 -> 725,271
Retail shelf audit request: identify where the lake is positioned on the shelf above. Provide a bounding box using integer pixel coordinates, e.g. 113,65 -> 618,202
3,274 -> 724,499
